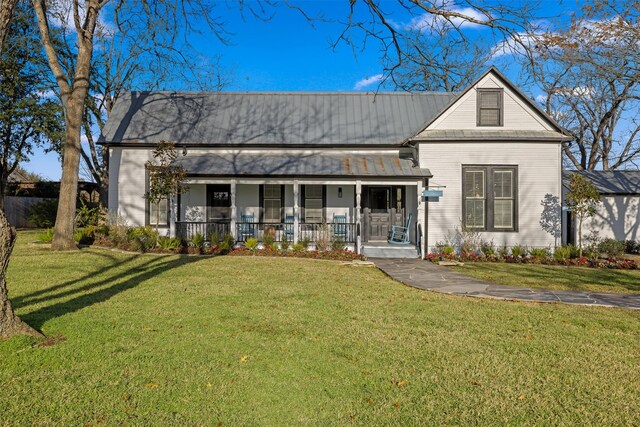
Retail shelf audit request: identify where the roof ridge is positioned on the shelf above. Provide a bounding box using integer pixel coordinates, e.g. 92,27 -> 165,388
126,90 -> 458,96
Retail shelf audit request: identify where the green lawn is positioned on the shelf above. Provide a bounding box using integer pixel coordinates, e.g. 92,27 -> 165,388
450,262 -> 640,294
1,231 -> 639,425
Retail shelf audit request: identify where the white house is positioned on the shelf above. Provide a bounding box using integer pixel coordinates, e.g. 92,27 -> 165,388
564,170 -> 640,244
100,67 -> 570,257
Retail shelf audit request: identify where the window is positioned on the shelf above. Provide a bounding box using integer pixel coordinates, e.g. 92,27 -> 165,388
477,89 -> 503,126
149,198 -> 169,226
263,184 -> 282,223
462,166 -> 517,231
304,185 -> 323,223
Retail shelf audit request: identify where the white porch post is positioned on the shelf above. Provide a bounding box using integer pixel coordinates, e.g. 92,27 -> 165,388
293,180 -> 299,243
230,179 -> 237,239
356,180 -> 362,253
169,195 -> 177,238
418,179 -> 425,257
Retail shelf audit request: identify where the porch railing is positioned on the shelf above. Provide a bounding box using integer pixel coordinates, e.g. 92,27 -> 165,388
175,221 -> 231,241
177,221 -> 357,244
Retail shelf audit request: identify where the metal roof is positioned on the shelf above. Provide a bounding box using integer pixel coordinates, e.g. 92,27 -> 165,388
563,170 -> 640,194
413,129 -> 570,142
174,152 -> 431,178
100,91 -> 456,147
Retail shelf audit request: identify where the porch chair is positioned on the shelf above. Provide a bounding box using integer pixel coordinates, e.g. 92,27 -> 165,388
333,214 -> 347,240
238,214 -> 255,241
388,213 -> 412,244
284,214 -> 295,241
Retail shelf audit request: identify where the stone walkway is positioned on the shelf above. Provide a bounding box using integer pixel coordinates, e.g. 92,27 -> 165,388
372,258 -> 640,309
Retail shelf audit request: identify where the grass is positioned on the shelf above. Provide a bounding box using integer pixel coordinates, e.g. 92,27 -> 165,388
1,230 -> 639,425
450,262 -> 640,294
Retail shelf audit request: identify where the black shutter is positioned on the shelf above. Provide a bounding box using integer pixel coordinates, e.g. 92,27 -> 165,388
144,170 -> 149,226
322,185 -> 326,222
301,185 -> 306,223
259,184 -> 264,223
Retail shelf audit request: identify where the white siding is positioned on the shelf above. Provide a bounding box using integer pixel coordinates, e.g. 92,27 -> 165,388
108,147 -> 150,226
180,184 -> 206,221
326,185 -> 355,222
236,184 -> 259,219
583,196 -> 640,241
419,142 -> 562,251
424,74 -> 553,132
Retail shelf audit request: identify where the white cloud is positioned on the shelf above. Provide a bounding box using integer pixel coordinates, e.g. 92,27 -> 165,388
406,2 -> 489,32
353,74 -> 384,90
490,32 -> 543,59
48,0 -> 115,37
535,94 -> 546,103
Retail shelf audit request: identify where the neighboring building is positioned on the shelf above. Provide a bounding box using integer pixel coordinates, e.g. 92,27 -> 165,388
99,67 -> 570,257
563,170 -> 640,244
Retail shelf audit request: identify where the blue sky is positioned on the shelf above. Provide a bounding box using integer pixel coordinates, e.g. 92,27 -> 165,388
25,0 -> 577,180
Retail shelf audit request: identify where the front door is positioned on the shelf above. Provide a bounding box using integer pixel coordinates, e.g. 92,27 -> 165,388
206,184 -> 231,222
368,187 -> 391,241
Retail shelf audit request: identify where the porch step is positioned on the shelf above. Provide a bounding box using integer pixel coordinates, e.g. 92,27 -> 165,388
361,243 -> 420,259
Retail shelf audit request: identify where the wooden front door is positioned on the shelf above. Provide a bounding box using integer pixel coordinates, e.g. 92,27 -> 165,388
368,187 -> 390,241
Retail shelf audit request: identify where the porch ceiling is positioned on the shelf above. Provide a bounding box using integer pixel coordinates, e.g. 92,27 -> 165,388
174,153 -> 431,178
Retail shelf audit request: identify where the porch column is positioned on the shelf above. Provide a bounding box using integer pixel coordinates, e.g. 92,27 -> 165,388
230,179 -> 237,239
169,195 -> 177,238
293,180 -> 299,243
418,179 -> 425,257
355,180 -> 361,253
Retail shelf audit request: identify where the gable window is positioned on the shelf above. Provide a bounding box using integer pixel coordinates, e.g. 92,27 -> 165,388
477,89 -> 503,127
463,166 -> 517,231
303,185 -> 324,223
262,184 -> 282,223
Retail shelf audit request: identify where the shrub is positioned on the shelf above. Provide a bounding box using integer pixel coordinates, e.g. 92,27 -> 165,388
597,238 -> 625,258
263,228 -> 276,247
191,232 -> 205,249
75,200 -> 99,227
37,228 -> 55,243
221,233 -> 235,250
331,238 -> 346,251
625,240 -> 640,254
480,240 -> 496,257
529,247 -> 550,258
442,245 -> 455,256
554,245 -> 573,261
27,199 -> 58,227
291,242 -> 305,252
245,237 -> 259,251
158,236 -> 181,250
125,226 -> 158,252
511,244 -> 527,258
209,231 -> 221,246
300,237 -> 311,250
497,245 -> 509,258
315,224 -> 332,251
280,235 -> 290,251
74,227 -> 94,245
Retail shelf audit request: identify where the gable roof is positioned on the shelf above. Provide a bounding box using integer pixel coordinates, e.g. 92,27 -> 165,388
100,91 -> 456,147
563,170 -> 640,195
409,66 -> 569,142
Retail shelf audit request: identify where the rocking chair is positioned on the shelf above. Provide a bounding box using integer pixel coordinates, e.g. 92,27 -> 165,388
388,213 -> 412,244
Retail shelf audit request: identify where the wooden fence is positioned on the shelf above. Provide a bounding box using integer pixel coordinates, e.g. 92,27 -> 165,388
3,196 -> 55,228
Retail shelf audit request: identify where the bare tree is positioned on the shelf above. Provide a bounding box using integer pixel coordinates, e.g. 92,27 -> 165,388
526,1 -> 640,170
31,0 -> 259,250
0,0 -> 19,54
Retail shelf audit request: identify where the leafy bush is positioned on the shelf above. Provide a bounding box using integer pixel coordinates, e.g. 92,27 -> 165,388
331,238 -> 346,251
158,236 -> 181,250
625,240 -> 640,255
554,245 -> 573,261
245,237 -> 259,251
597,238 -> 625,258
27,199 -> 58,227
75,200 -> 99,227
291,242 -> 305,252
511,245 -> 527,258
480,240 -> 496,257
280,235 -> 290,251
263,228 -> 276,247
530,247 -> 551,258
300,237 -> 311,250
191,232 -> 205,248
125,226 -> 158,252
497,245 -> 509,258
37,228 -> 55,243
209,231 -> 221,246
74,227 -> 94,245
221,233 -> 235,250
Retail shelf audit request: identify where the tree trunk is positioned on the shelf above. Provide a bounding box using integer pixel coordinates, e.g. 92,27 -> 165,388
0,208 -> 40,339
0,0 -> 19,56
52,100 -> 83,251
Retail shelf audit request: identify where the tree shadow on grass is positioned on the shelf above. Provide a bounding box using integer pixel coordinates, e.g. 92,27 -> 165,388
18,253 -> 206,331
